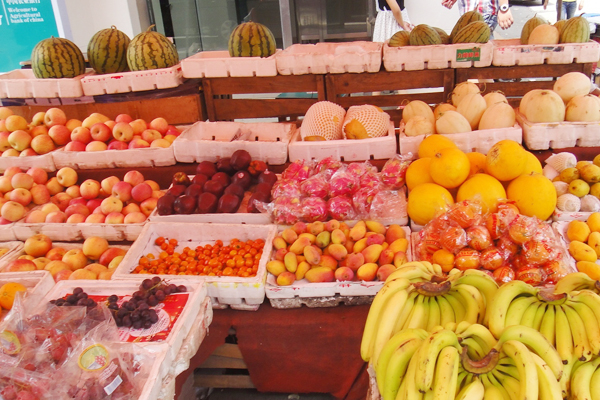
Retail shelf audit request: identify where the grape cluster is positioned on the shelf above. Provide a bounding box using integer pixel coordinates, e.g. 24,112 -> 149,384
107,276 -> 186,330
50,287 -> 97,309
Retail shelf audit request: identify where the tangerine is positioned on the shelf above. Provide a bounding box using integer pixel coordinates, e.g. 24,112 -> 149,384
0,282 -> 27,310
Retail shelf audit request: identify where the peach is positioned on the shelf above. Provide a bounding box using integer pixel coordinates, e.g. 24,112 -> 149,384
0,176 -> 12,193
54,269 -> 73,282
144,180 -> 160,191
111,181 -> 132,203
318,255 -> 338,270
141,129 -> 162,143
101,176 -> 120,195
115,114 -> 133,123
356,262 -> 378,281
305,266 -> 335,283
335,266 -> 354,282
327,244 -> 348,261
65,203 -> 90,218
68,269 -> 97,280
163,135 -> 177,144
20,148 -> 37,157
100,196 -> 123,214
376,264 -> 397,282
0,107 -> 14,120
90,123 -> 112,142
82,115 -> 104,129
266,260 -> 286,277
295,261 -> 311,280
80,179 -> 101,200
3,167 -> 21,180
385,224 -> 406,244
82,236 -> 109,260
129,119 -> 147,135
45,247 -> 67,261
18,255 -> 35,260
5,259 -> 36,272
30,134 -> 56,155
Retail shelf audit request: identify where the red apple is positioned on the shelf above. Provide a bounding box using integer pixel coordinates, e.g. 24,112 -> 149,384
149,117 -> 169,135
29,125 -> 49,137
64,140 -> 87,152
54,269 -> 73,282
82,237 -> 109,261
48,125 -> 71,145
90,123 -> 112,142
26,167 -> 48,184
131,182 -> 152,202
30,111 -> 45,126
66,119 -> 82,132
11,173 -> 33,190
44,108 -> 67,128
66,213 -> 86,223
0,131 -> 11,151
65,184 -> 80,198
2,149 -> 20,157
68,197 -> 87,206
70,126 -> 92,143
29,134 -> 55,155
51,192 -> 72,211
105,212 -> 125,224
8,130 -> 32,151
86,213 -> 106,223
112,122 -> 134,142
115,114 -> 133,124
124,211 -> 146,224
19,148 -> 37,157
85,141 -> 108,152
5,259 -> 36,272
128,139 -> 150,149
45,211 -> 66,223
45,177 -> 64,195
111,181 -> 132,202
144,180 -> 160,191
101,176 -> 120,195
41,203 -> 60,214
122,203 -> 141,215
24,234 -> 53,256
123,170 -> 144,187
140,197 -> 158,216
56,167 -> 78,187
25,210 -> 47,223
46,247 -> 68,261
62,248 -> 88,270
30,184 -> 51,205
98,247 -> 127,266
80,179 -> 101,199
100,196 -> 123,214
65,203 -> 90,218
166,125 -> 181,137
0,176 -> 12,193
9,188 -> 32,206
86,198 -> 102,214
107,140 -> 128,150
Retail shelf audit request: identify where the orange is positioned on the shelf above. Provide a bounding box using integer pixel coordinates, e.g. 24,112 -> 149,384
429,147 -> 470,189
485,140 -> 527,181
432,249 -> 455,272
456,173 -> 507,214
466,152 -> 487,177
406,158 -> 433,191
0,282 -> 27,310
506,173 -> 557,220
417,134 -> 457,159
521,151 -> 543,175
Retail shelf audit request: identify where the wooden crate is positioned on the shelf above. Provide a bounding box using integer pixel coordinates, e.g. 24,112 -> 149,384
202,74 -> 326,121
455,63 -> 594,107
194,343 -> 255,389
325,69 -> 455,125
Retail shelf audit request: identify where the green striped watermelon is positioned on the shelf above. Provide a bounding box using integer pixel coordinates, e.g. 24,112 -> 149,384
388,30 -> 410,47
409,25 -> 442,46
433,27 -> 450,44
87,26 -> 131,74
560,16 -> 590,43
450,11 -> 484,41
31,37 -> 85,79
126,25 -> 179,71
452,21 -> 491,44
228,22 -> 276,57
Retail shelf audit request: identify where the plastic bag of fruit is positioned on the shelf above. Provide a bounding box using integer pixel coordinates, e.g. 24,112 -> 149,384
0,364 -> 53,400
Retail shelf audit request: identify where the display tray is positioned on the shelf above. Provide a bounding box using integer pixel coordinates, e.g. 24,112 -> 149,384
173,120 -> 294,165
288,121 -> 397,162
0,223 -> 17,242
181,50 -> 280,78
382,41 -> 493,71
398,121 -> 523,159
491,39 -> 600,66
112,222 -> 277,310
265,225 -> 411,309
0,241 -> 24,265
0,151 -> 57,173
552,207 -> 595,222
52,144 -> 176,169
0,68 -> 87,98
516,110 -> 600,150
275,42 -> 383,75
80,64 -> 185,96
0,270 -> 55,319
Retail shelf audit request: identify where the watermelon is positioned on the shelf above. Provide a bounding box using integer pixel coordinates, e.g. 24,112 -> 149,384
450,11 -> 484,41
31,37 -> 85,79
409,25 -> 442,46
560,16 -> 590,43
389,30 -> 410,47
228,22 -> 276,57
126,25 -> 179,71
452,21 -> 491,44
87,26 -> 131,74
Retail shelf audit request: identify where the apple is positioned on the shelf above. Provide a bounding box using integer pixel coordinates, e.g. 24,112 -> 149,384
107,140 -> 128,150
69,269 -> 97,280
129,119 -> 147,135
54,269 -> 73,282
19,148 -> 37,157
56,167 -> 78,187
8,130 -> 32,151
86,141 -> 108,152
44,108 -> 67,128
5,115 -> 28,132
2,149 -> 20,157
149,117 -> 168,134
105,120 -> 116,130
82,236 -> 109,260
23,234 -> 53,257
108,255 -> 124,269
166,125 -> 181,136
26,167 -> 48,184
29,125 -> 49,137
85,213 -> 105,223
32,257 -> 51,270
90,123 -> 112,142
0,217 -> 11,225
140,197 -> 158,217
123,170 -> 144,187
45,211 -> 66,223
29,111 -> 44,126
131,182 -> 152,202
0,176 -> 12,193
0,132 -> 11,151
66,213 -> 86,224
141,129 -> 162,143
98,247 -> 127,266
163,134 -> 177,144
25,210 -> 47,223
41,203 -> 60,214
70,126 -> 92,143
65,119 -> 82,131
0,121 -> 6,133
51,192 -> 71,211
81,115 -> 104,129
92,206 -> 103,214
48,125 -> 71,145
65,184 -> 80,198
122,203 -> 141,215
115,114 -> 133,124
100,196 -> 123,214
1,201 -> 25,221
85,263 -> 108,276
63,140 -> 86,152
10,188 -> 32,206
89,113 -> 109,122
18,254 -> 34,261
46,247 -> 67,261
0,107 -> 13,120
112,122 -> 134,142
65,203 -> 90,218
144,180 -> 160,191
105,212 -> 125,224
150,139 -> 171,148
98,269 -> 115,280
4,170 -> 21,183
11,173 -> 33,190
86,198 -> 102,214
30,185 -> 51,205
80,179 -> 101,199
124,211 -> 146,224
45,260 -> 71,277
29,134 -> 55,155
62,249 -> 88,270
101,176 -> 120,195
45,177 -> 64,195
128,139 -> 150,149
111,181 -> 132,202
5,259 -> 36,272
68,197 -> 86,206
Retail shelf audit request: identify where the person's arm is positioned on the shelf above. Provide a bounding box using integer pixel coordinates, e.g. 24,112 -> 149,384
498,0 -> 514,29
543,0 -> 549,10
579,0 -> 584,11
442,0 -> 458,9
386,0 -> 412,31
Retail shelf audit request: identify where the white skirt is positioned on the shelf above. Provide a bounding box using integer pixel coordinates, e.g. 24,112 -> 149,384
373,9 -> 411,42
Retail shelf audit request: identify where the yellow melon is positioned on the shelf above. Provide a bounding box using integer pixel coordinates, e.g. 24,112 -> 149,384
429,147 -> 470,189
523,90 -> 565,123
528,24 -> 560,45
406,158 -> 434,191
404,116 -> 435,136
403,100 -> 435,126
300,101 -> 346,140
478,102 -> 516,130
457,173 -> 507,214
417,134 -> 458,159
457,92 -> 487,130
343,105 -> 390,139
483,92 -> 508,108
553,72 -> 592,104
451,81 -> 481,107
522,151 -> 543,175
436,111 -> 472,134
485,140 -> 527,181
407,183 -> 455,226
466,152 -> 487,177
433,103 -> 457,120
507,173 -> 557,220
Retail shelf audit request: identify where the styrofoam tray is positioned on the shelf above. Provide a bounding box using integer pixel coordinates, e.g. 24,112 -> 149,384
516,110 -> 600,150
0,68 -> 87,98
52,145 -> 176,169
0,152 -> 57,173
398,122 -> 523,159
80,64 -> 184,96
113,222 -> 277,310
0,225 -> 17,243
181,50 -> 280,78
553,220 -> 597,271
492,39 -> 600,66
276,42 -> 383,75
265,226 -> 411,307
383,41 -> 493,71
552,207 -> 594,222
0,241 -> 24,264
0,271 -> 55,316
173,120 -> 294,165
288,121 -> 397,162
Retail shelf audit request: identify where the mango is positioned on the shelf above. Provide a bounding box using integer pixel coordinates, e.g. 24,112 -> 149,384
304,245 -> 322,265
289,237 -> 311,254
267,260 -> 286,277
284,251 -> 298,273
382,242 -> 389,251
274,248 -> 288,261
588,232 -> 600,258
328,244 -> 348,261
393,251 -> 408,268
353,238 -> 369,254
277,271 -> 296,286
331,229 -> 347,245
567,220 -> 591,243
325,219 -> 340,232
298,232 -> 316,244
281,228 -> 298,244
295,261 -> 311,280
569,240 -> 598,262
297,255 -> 306,263
339,222 -> 350,232
385,224 -> 406,243
588,212 -> 600,233
388,238 -> 409,254
305,266 -> 335,283
345,239 -> 355,254
315,231 -> 331,248
362,244 -> 384,264
346,252 -> 365,272
308,221 -> 325,236
349,220 -> 367,241
576,261 -> 600,280
365,220 -> 386,234
580,163 -> 600,183
376,264 -> 397,281
356,262 -> 378,281
292,222 -> 307,235
272,236 -> 287,250
365,233 -> 385,246
378,248 -> 395,265
334,266 -> 354,282
319,255 -> 338,270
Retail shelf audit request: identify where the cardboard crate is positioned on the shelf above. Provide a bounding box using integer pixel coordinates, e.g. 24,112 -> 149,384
492,39 -> 600,66
0,69 -> 87,98
181,50 -> 280,78
383,41 -> 493,71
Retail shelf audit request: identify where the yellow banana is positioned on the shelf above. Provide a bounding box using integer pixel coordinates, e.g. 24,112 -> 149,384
432,345 -> 459,400
453,269 -> 499,326
519,300 -> 542,328
554,272 -> 597,294
458,323 -> 497,355
559,359 -> 575,399
531,303 -> 547,332
454,320 -> 472,336
403,356 -> 424,400
501,340 -> 539,400
482,372 -> 511,400
456,371 -> 473,397
461,337 -> 485,360
570,358 -> 600,400
443,292 -> 466,323
567,299 -> 600,356
372,287 -> 412,366
415,329 -> 462,393
503,295 -> 538,329
554,305 -> 575,365
426,297 -> 442,332
386,262 -> 434,283
561,304 -> 593,362
406,294 -> 429,330
455,376 -> 485,400
571,289 -> 600,329
531,353 -> 563,400
382,335 -> 427,400
487,280 -> 538,338
436,295 -> 456,328
393,290 -> 419,333
491,370 -> 520,400
539,304 -> 556,346
590,363 -> 600,400
452,285 -> 483,325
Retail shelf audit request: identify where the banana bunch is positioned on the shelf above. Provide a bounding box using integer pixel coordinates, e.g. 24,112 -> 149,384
554,271 -> 600,294
488,279 -> 600,365
569,357 -> 600,400
360,262 -> 498,365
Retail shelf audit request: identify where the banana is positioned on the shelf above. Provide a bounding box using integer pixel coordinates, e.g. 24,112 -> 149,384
501,340 -> 539,400
518,300 -> 541,328
406,294 -> 429,330
570,358 -> 600,400
426,296 -> 442,332
415,329 -> 462,393
539,304 -> 556,346
554,272 -> 597,294
495,362 -> 520,381
393,290 -> 420,333
436,295 -> 456,328
424,388 -> 434,400
531,303 -> 548,332
455,376 -> 485,400
382,336 -> 427,400
487,280 -> 538,338
567,299 -> 600,356
403,356 -> 424,400
372,287 -> 412,366
432,346 -> 459,400
361,277 -> 412,361
554,304 -> 576,365
461,337 -> 485,360
386,262 -> 434,283
376,328 -> 429,396
483,372 -> 511,400
495,324 -> 563,381
458,323 -> 497,356
503,295 -> 538,329
430,263 -> 444,276
453,284 -> 484,324
456,371 -> 473,397
561,303 -> 593,362
443,293 -> 466,323
590,363 -> 600,400
454,269 -> 499,326
571,290 -> 600,329
559,359 -> 575,399
531,353 -> 563,400
454,320 -> 473,336
492,370 -> 521,400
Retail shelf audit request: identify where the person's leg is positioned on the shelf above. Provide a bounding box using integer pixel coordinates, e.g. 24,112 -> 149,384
566,1 -> 577,19
557,1 -> 568,20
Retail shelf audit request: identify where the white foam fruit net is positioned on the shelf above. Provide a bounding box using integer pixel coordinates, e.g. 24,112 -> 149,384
300,101 -> 346,140
342,105 -> 390,139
